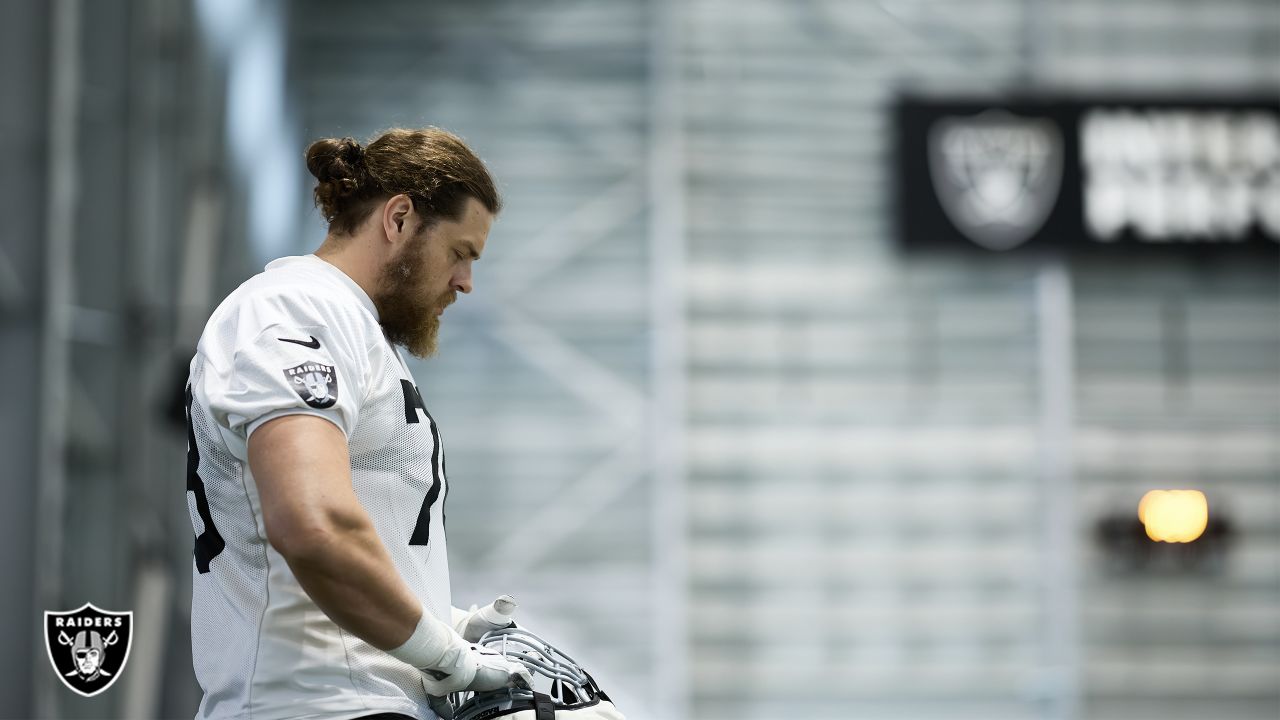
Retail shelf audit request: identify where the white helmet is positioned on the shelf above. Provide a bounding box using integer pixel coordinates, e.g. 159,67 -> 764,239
448,627 -> 625,720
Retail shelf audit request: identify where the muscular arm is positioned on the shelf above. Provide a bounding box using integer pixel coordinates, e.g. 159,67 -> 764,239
248,414 -> 422,650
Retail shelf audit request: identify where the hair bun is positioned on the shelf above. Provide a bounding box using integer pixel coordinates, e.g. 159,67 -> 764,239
306,137 -> 369,221
338,137 -> 364,166
306,137 -> 364,182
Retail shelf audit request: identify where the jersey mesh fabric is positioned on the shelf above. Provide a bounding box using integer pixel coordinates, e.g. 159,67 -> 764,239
188,384 -> 266,716
338,342 -> 453,703
187,256 -> 452,720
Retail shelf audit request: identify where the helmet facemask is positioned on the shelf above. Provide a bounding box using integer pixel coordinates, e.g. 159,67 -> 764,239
449,627 -> 624,720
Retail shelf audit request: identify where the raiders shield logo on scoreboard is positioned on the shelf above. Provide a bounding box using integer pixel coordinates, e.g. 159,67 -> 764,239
927,110 -> 1064,251
44,603 -> 133,697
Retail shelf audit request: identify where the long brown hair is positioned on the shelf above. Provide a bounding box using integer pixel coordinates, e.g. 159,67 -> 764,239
305,127 -> 501,235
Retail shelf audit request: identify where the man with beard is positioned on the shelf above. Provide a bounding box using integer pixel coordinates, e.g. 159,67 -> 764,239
184,128 -> 530,720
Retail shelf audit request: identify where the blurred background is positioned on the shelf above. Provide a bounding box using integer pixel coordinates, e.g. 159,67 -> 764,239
0,0 -> 1277,719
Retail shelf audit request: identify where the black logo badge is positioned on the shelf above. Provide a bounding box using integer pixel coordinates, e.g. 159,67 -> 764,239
44,603 -> 133,697
278,335 -> 321,349
284,362 -> 339,409
927,110 -> 1064,251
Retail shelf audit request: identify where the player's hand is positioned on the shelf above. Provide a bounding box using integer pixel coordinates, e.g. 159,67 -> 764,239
464,644 -> 533,692
417,642 -> 532,696
454,594 -> 518,642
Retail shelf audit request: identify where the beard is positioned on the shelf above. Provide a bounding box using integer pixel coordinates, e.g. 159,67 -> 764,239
372,233 -> 450,358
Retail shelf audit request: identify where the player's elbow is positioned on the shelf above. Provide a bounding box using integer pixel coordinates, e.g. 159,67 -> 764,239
265,508 -> 354,564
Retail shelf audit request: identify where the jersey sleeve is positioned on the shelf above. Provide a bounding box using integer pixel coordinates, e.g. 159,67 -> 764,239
203,290 -> 373,441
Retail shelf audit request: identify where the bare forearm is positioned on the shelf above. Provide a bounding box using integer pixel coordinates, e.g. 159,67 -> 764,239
245,411 -> 526,692
281,520 -> 422,651
249,415 -> 433,653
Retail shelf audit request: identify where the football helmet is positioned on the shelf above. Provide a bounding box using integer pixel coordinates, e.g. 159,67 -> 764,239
448,627 -> 625,720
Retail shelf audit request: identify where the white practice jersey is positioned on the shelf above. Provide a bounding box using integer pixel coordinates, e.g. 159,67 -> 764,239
185,254 -> 451,720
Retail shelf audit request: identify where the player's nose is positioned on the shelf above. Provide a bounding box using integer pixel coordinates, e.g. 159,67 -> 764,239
452,264 -> 473,294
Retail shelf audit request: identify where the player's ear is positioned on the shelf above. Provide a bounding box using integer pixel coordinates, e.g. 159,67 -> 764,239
381,194 -> 415,245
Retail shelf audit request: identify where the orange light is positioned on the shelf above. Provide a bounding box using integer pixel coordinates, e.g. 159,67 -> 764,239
1138,490 -> 1208,543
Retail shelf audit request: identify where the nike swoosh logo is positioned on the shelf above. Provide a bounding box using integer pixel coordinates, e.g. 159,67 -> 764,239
278,335 -> 321,349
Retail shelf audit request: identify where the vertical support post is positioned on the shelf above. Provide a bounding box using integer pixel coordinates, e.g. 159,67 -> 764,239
649,0 -> 689,717
1036,259 -> 1080,720
122,1 -> 183,716
1,0 -> 51,714
35,0 -> 80,716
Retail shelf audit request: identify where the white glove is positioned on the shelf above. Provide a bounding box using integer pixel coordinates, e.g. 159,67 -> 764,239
452,594 -> 518,642
418,641 -> 533,696
386,606 -> 530,697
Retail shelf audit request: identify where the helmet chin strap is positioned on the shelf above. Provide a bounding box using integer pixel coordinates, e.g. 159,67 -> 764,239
532,692 -> 555,720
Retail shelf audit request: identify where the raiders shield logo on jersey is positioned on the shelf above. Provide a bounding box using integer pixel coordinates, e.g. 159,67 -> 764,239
44,603 -> 133,697
284,362 -> 339,409
927,109 -> 1064,251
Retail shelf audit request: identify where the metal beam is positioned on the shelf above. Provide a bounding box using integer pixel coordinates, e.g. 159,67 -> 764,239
0,247 -> 24,313
481,437 -> 650,575
489,173 -> 647,298
1035,260 -> 1081,720
34,0 -> 80,716
489,306 -> 647,429
649,0 -> 690,717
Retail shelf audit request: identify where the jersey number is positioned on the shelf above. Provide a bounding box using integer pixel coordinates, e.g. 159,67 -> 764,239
185,385 -> 226,573
402,379 -> 447,546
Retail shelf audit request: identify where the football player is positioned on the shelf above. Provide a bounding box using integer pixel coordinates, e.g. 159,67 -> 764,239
184,128 -> 530,720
